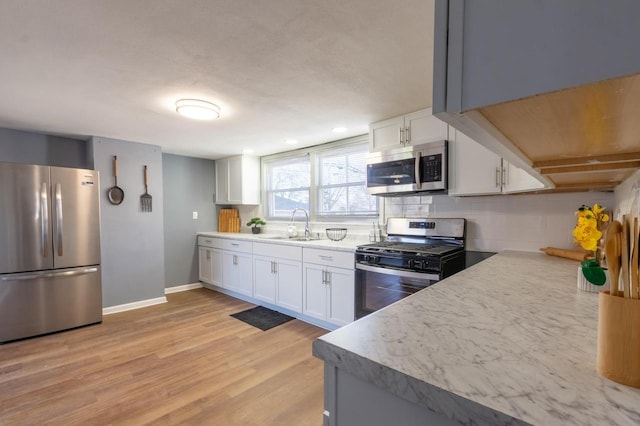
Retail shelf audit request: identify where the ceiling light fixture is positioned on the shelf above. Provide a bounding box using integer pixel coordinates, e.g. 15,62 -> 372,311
285,139 -> 298,145
332,127 -> 348,133
175,99 -> 220,120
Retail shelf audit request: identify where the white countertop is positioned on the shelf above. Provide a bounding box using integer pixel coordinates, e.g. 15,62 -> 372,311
198,231 -> 364,252
312,251 -> 640,425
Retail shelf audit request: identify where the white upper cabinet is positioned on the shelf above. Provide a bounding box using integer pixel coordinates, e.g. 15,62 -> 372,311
448,129 -> 502,196
369,108 -> 448,152
215,155 -> 260,205
503,162 -> 546,194
448,128 -> 544,196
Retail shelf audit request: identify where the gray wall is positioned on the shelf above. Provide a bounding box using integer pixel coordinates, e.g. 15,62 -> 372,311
89,136 -> 165,307
0,127 -> 87,168
162,153 -> 216,287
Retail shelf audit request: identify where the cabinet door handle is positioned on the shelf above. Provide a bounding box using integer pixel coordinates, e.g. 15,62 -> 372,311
231,243 -> 239,247
273,262 -> 278,274
233,254 -> 238,265
319,255 -> 333,261
405,126 -> 410,144
326,270 -> 331,285
206,250 -> 210,260
321,270 -> 326,284
495,167 -> 501,188
502,166 -> 508,186
399,127 -> 404,145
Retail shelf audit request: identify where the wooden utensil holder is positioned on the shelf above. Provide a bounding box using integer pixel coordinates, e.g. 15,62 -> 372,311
597,291 -> 640,387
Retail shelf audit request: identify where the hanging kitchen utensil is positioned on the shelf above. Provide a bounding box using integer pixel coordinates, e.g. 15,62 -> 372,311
605,220 -> 623,296
107,155 -> 124,205
140,165 -> 152,212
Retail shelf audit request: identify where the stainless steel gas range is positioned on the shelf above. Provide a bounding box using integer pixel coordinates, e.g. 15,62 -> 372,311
355,217 -> 466,319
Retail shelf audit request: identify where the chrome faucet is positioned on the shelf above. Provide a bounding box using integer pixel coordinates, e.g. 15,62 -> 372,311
290,208 -> 311,239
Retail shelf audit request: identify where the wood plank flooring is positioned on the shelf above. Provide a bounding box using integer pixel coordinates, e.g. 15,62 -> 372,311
0,288 -> 327,425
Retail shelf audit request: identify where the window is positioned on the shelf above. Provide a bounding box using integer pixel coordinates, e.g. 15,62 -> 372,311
263,136 -> 379,220
316,145 -> 376,217
264,154 -> 310,218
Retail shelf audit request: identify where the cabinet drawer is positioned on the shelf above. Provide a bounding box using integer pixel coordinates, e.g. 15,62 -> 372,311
303,248 -> 354,269
253,242 -> 302,261
222,239 -> 253,253
198,236 -> 222,249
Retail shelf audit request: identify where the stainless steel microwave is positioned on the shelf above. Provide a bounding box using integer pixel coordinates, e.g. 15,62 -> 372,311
366,140 -> 447,196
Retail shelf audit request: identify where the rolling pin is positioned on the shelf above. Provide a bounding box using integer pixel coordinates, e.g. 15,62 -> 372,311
539,247 -> 590,261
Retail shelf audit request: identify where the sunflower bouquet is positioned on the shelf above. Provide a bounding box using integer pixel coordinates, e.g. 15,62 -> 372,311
572,204 -> 609,285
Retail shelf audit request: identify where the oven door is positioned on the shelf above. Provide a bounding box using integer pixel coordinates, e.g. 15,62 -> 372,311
355,264 -> 439,319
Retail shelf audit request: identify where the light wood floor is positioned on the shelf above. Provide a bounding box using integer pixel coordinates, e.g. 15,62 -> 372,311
0,288 -> 327,425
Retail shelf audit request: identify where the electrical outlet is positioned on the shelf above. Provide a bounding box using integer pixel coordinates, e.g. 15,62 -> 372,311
192,211 -> 198,220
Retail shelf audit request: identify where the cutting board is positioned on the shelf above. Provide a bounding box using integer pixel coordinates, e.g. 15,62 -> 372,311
218,208 -> 240,233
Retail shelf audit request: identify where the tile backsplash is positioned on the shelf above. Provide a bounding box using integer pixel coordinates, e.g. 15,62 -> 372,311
224,189 -> 620,253
614,169 -> 640,219
384,191 -> 615,252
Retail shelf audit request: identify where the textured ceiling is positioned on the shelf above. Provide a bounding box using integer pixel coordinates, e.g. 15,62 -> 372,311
0,0 -> 434,159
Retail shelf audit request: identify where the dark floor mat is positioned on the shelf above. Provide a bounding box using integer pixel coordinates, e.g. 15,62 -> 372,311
230,306 -> 295,331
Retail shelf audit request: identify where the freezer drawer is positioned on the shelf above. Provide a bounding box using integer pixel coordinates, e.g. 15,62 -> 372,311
0,266 -> 102,343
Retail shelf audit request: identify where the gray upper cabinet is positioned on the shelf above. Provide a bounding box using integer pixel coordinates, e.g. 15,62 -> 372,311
432,0 -> 640,192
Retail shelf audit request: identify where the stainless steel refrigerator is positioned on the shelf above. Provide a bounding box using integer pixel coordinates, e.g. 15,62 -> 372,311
0,162 -> 102,343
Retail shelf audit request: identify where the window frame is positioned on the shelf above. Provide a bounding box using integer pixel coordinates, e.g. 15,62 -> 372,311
262,134 -> 380,222
263,152 -> 311,219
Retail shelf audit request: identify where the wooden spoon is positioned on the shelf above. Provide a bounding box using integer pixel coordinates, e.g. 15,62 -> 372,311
631,217 -> 639,299
605,220 -> 623,296
621,215 -> 630,298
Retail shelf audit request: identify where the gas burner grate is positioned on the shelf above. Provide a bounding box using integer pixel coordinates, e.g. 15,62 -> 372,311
357,242 -> 462,256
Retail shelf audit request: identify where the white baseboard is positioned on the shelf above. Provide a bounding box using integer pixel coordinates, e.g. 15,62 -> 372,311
164,282 -> 203,294
103,296 -> 168,315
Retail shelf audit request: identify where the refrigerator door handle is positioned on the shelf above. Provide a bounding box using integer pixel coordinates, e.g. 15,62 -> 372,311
1,267 -> 99,281
55,183 -> 63,256
40,182 -> 49,258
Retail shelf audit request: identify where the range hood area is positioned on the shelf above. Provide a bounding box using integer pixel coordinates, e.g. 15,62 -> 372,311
432,0 -> 640,192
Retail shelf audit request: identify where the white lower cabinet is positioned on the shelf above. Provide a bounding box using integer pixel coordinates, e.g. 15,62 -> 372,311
303,265 -> 328,320
254,256 -> 277,304
198,246 -> 213,283
253,242 -> 303,313
222,251 -> 253,296
221,239 -> 253,297
198,236 -> 223,286
199,247 -> 223,286
197,237 -> 355,328
303,248 -> 355,327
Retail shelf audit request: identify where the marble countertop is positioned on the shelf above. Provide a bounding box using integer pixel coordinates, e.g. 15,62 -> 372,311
197,231 -> 363,252
313,251 -> 640,425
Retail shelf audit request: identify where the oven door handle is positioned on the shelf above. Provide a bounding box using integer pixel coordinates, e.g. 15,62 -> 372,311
355,263 -> 440,281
